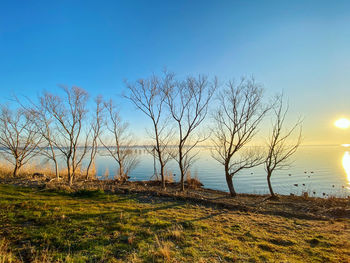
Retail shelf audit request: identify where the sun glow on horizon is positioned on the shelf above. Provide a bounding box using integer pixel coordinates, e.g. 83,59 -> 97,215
335,118 -> 350,129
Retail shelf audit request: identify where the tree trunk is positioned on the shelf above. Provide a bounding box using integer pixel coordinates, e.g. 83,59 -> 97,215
49,144 -> 59,180
119,163 -> 127,183
54,160 -> 60,180
224,163 -> 236,197
178,145 -> 185,191
160,164 -> 165,189
69,175 -> 73,186
226,172 -> 236,197
120,164 -> 124,179
67,159 -> 72,186
13,162 -> 20,177
158,149 -> 165,189
179,163 -> 185,192
267,172 -> 275,197
70,165 -> 76,186
85,163 -> 91,180
85,152 -> 95,180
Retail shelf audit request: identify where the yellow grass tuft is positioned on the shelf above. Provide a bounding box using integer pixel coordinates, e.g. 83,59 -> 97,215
0,163 -> 12,178
89,161 -> 97,179
103,168 -> 110,180
154,235 -> 173,261
185,170 -> 203,189
0,238 -> 17,263
164,169 -> 174,183
167,224 -> 183,241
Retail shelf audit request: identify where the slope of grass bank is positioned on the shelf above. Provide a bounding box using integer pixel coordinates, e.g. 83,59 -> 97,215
0,184 -> 349,262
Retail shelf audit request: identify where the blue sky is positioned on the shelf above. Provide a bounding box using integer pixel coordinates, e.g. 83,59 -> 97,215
1,0 -> 350,144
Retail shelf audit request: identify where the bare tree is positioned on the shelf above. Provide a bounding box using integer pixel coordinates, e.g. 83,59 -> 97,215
18,95 -> 61,180
40,86 -> 90,185
0,105 -> 42,177
85,96 -> 103,180
211,78 -> 269,197
32,102 -> 61,180
125,73 -> 174,189
165,75 -> 217,191
99,100 -> 138,182
265,94 -> 302,198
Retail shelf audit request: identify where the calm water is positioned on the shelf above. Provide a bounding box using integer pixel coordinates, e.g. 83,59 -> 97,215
92,145 -> 350,198
4,145 -> 349,198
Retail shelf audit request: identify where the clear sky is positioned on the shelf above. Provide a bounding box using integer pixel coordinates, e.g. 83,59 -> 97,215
1,0 -> 349,145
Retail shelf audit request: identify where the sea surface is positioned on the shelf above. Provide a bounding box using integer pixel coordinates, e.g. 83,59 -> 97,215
93,145 -> 350,198
3,145 -> 350,198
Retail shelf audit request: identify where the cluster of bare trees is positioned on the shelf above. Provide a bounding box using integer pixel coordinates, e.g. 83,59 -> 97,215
0,72 -> 302,197
210,80 -> 302,198
126,73 -> 217,191
211,79 -> 270,197
0,87 -> 138,186
0,106 -> 42,177
126,73 -> 301,197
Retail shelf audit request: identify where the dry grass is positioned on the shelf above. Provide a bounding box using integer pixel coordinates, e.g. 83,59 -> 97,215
167,224 -> 183,241
154,235 -> 173,262
164,170 -> 174,183
22,161 -> 55,177
0,160 -> 98,182
0,163 -> 12,178
0,238 -> 17,263
185,171 -> 203,189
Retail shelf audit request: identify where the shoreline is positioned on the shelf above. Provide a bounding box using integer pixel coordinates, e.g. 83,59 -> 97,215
1,175 -> 349,220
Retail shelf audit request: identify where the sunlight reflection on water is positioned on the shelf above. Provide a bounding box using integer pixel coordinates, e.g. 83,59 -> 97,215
342,151 -> 350,186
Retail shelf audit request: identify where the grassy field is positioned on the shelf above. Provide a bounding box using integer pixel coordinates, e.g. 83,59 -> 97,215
0,184 -> 349,262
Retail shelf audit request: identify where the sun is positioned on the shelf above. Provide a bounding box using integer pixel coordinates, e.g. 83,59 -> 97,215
335,118 -> 350,129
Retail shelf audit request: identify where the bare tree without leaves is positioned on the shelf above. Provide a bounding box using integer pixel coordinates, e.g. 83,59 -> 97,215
29,97 -> 61,180
85,96 -> 103,180
0,105 -> 42,177
165,75 -> 217,191
265,94 -> 302,198
125,73 -> 174,189
16,97 -> 60,180
99,100 -> 139,182
14,95 -> 62,180
211,78 -> 269,197
40,86 -> 90,185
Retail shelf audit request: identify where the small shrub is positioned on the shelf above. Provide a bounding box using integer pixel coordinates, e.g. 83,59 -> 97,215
185,171 -> 203,189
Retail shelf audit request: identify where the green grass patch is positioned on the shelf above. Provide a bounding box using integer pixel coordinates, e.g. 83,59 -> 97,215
0,184 -> 349,262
